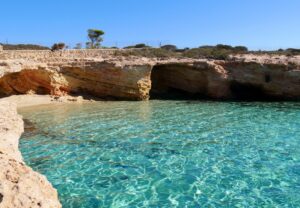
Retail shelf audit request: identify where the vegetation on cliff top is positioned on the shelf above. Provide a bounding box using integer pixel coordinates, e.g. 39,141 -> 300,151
182,45 -> 248,60
116,44 -> 300,60
1,26 -> 300,60
114,44 -> 249,60
253,48 -> 300,56
0,43 -> 49,50
51,43 -> 66,51
86,29 -> 105,49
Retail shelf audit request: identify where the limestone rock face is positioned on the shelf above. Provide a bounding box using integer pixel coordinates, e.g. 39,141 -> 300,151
151,61 -> 230,99
0,102 -> 23,161
0,102 -> 61,208
0,50 -> 300,100
58,61 -> 152,100
151,58 -> 300,100
0,59 -> 152,100
220,61 -> 300,100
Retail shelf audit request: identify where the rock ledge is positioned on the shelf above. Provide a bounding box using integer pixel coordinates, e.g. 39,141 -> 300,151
0,101 -> 61,208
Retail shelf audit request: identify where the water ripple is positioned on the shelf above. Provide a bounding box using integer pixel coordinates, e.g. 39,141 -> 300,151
19,101 -> 300,207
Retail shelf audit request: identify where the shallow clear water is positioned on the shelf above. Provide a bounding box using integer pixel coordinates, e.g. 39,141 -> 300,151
19,101 -> 300,208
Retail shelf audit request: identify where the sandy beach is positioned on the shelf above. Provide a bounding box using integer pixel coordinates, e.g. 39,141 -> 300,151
0,94 -> 92,108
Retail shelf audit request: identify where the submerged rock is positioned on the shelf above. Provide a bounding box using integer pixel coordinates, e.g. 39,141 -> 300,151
23,119 -> 37,132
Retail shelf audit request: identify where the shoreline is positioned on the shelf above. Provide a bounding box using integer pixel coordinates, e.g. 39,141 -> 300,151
0,101 -> 61,207
2,95 -> 299,111
0,95 -> 94,207
0,94 -> 93,109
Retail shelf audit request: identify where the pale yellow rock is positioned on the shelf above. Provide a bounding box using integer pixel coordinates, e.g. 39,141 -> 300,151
0,101 -> 61,208
0,50 -> 299,100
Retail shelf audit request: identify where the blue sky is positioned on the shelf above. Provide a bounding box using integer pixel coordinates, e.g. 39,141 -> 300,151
1,0 -> 299,50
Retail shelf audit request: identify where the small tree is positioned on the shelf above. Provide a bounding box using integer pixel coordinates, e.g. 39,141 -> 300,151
87,29 -> 104,49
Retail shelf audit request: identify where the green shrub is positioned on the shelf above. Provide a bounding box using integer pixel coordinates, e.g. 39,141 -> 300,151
183,47 -> 230,60
161,45 -> 177,51
124,43 -> 151,49
51,43 -> 65,51
286,48 -> 300,55
233,46 -> 248,53
114,48 -> 179,58
1,43 -> 49,50
216,44 -> 234,50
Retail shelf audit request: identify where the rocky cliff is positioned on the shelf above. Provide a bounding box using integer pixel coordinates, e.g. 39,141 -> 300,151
0,50 -> 300,101
151,58 -> 300,100
0,58 -> 152,100
0,101 -> 61,208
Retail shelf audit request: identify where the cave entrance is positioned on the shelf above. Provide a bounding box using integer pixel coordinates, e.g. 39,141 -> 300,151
150,64 -> 208,100
0,70 -> 52,97
150,87 -> 204,100
230,81 -> 271,101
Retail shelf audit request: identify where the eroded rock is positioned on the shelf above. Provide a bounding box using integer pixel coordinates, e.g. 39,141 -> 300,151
0,51 -> 300,101
0,102 -> 61,208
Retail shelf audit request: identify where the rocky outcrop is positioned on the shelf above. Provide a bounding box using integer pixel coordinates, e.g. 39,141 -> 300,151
220,61 -> 300,100
0,59 -> 152,100
59,61 -> 152,100
151,61 -> 229,99
151,59 -> 300,100
0,101 -> 61,208
0,50 -> 300,100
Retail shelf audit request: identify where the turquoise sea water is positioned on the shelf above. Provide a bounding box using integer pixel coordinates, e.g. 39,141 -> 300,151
19,101 -> 300,208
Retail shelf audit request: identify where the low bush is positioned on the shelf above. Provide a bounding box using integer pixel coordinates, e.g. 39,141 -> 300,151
183,47 -> 230,60
233,46 -> 248,53
124,43 -> 151,49
1,43 -> 49,50
51,43 -> 66,51
114,48 -> 179,58
113,44 -> 299,59
286,48 -> 300,55
160,45 -> 177,51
